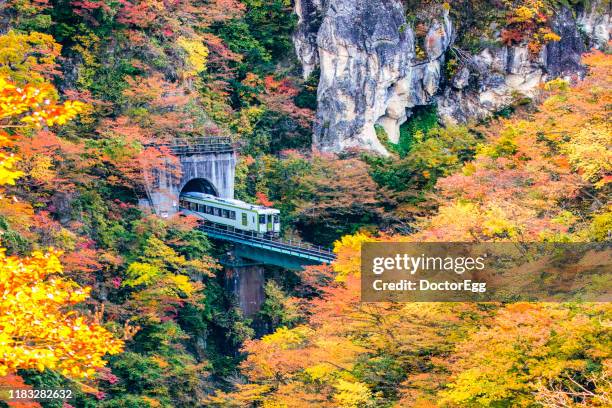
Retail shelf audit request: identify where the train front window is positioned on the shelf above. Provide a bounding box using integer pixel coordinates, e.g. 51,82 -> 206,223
273,215 -> 279,223
258,215 -> 265,224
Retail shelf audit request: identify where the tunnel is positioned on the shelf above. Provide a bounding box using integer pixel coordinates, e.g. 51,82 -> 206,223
180,178 -> 218,196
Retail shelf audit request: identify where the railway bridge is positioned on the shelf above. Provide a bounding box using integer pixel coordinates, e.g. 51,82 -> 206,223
141,137 -> 336,315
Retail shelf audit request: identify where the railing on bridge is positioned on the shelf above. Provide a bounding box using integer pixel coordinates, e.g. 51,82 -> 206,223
197,222 -> 336,265
146,137 -> 234,155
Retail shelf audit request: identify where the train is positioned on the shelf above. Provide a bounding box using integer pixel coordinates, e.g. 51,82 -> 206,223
179,191 -> 281,237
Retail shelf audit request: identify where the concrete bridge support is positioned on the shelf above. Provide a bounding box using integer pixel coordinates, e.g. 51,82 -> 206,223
224,260 -> 266,317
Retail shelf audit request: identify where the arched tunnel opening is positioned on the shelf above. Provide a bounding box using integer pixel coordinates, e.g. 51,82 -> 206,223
180,178 -> 218,197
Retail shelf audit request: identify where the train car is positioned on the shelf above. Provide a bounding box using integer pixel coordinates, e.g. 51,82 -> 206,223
179,192 -> 280,236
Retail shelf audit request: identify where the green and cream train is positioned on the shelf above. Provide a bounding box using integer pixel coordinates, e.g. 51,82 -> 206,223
179,192 -> 280,237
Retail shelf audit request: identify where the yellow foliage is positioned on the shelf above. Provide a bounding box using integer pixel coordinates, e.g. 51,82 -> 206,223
124,262 -> 163,287
232,105 -> 266,136
0,42 -> 121,381
332,232 -> 372,280
0,249 -> 123,378
28,154 -> 56,182
167,274 -> 195,296
483,205 -> 520,238
177,36 -> 209,77
0,152 -> 22,186
0,75 -> 87,128
513,5 -> 536,22
441,304 -> 611,406
333,379 -> 372,408
589,207 -> 612,241
542,31 -> 561,42
304,362 -> 337,382
261,326 -> 311,350
564,123 -> 612,188
0,31 -> 61,83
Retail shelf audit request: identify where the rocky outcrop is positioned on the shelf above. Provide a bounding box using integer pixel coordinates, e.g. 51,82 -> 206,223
293,0 -> 325,79
436,46 -> 546,124
307,0 -> 454,154
578,1 -> 611,49
295,0 -> 610,154
312,0 -> 414,154
438,7 -> 588,124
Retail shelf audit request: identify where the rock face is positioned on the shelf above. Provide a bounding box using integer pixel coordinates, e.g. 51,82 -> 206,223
578,1 -> 612,49
438,6 -> 589,124
293,0 -> 325,79
312,0 -> 415,154
294,0 -> 611,154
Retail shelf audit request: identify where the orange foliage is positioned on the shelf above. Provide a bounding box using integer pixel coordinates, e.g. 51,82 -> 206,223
417,50 -> 611,242
0,76 -> 87,129
0,374 -> 42,407
255,191 -> 273,207
0,249 -> 123,378
0,57 -> 123,382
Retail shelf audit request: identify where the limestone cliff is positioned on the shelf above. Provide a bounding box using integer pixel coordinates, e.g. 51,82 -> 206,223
294,0 -> 611,154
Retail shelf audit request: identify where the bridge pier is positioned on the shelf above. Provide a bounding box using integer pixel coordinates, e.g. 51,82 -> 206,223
223,257 -> 266,317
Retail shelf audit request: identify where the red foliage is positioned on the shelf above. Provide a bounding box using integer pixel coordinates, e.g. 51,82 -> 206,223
255,191 -> 273,207
116,0 -> 159,28
260,76 -> 314,128
501,28 -> 524,45
0,375 -> 42,407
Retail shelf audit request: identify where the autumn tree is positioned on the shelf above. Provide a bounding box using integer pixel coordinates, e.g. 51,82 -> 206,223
0,72 -> 123,380
207,51 -> 612,408
417,51 -> 611,243
0,248 -> 123,378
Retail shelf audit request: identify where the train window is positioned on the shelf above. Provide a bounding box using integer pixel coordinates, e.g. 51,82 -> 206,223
230,211 -> 236,220
267,215 -> 272,223
189,202 -> 196,210
198,204 -> 205,212
214,207 -> 221,217
242,213 -> 247,226
206,206 -> 213,215
259,215 -> 265,224
273,215 -> 279,223
179,200 -> 185,208
222,209 -> 229,218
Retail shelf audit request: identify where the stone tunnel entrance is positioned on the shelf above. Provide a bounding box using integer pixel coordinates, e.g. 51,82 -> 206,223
180,178 -> 218,196
141,139 -> 235,217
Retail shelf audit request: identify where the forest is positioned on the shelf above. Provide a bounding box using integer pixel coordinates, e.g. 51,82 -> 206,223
0,0 -> 610,407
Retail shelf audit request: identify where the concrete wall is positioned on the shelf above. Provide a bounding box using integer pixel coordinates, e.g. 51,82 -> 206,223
225,264 -> 266,317
144,151 -> 236,217
178,152 -> 235,199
